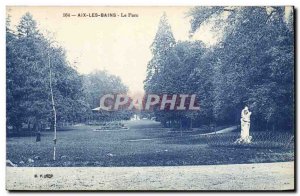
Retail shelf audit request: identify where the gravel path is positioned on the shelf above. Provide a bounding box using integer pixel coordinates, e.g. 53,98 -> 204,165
6,161 -> 294,190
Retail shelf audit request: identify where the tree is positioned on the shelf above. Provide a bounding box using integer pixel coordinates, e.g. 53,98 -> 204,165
83,70 -> 131,122
144,13 -> 180,127
144,13 -> 212,128
6,12 -> 88,135
144,12 -> 176,93
188,7 -> 294,131
17,12 -> 39,37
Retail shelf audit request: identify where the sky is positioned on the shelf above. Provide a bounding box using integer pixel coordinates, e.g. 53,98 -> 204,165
7,6 -> 221,95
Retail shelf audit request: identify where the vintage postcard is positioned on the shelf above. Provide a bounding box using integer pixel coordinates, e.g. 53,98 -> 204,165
6,6 -> 295,191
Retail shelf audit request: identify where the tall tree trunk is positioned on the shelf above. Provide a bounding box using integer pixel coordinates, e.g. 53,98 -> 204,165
35,120 -> 41,142
49,52 -> 57,161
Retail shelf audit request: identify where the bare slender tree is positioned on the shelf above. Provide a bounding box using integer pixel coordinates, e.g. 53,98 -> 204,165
48,50 -> 57,161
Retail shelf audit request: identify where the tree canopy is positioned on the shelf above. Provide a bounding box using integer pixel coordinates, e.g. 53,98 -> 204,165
6,12 -> 130,133
144,7 -> 294,131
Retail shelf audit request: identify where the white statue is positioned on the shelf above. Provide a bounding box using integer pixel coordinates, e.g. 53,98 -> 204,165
235,106 -> 252,144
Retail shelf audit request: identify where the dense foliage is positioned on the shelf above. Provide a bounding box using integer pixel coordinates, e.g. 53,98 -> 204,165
144,7 -> 294,132
6,13 -> 130,134
83,71 -> 132,122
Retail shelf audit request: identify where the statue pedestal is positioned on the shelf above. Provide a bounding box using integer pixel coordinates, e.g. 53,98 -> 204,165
235,136 -> 252,144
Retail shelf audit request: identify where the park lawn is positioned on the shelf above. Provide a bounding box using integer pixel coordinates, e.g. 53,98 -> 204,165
6,120 -> 294,167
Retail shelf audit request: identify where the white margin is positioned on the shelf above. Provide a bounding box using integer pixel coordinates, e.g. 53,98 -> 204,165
1,0 -> 299,195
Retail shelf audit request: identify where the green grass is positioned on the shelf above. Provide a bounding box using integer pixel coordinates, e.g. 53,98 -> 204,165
6,120 -> 294,167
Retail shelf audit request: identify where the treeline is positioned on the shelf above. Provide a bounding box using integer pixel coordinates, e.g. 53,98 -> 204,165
6,13 -> 130,134
144,7 -> 294,132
